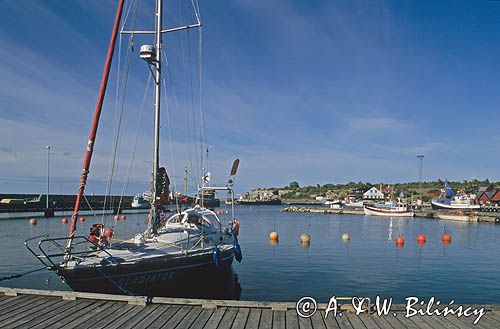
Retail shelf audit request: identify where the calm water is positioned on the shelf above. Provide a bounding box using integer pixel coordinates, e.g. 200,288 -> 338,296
2,205 -> 500,303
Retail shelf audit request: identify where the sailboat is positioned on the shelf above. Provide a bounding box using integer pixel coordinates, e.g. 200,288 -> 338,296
25,0 -> 243,298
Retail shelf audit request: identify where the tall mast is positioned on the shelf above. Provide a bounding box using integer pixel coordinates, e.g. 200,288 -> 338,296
66,0 -> 125,250
150,0 -> 163,233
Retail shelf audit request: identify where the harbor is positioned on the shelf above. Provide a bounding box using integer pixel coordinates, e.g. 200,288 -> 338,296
1,0 -> 500,328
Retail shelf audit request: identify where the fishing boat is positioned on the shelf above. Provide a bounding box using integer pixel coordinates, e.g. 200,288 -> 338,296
364,203 -> 414,217
26,0 -> 243,298
431,181 -> 480,210
131,191 -> 151,209
435,210 -> 478,222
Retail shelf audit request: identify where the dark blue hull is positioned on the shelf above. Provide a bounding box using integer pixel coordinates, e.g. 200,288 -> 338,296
58,249 -> 240,299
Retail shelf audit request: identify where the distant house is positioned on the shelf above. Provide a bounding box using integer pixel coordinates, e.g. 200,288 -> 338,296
477,185 -> 499,205
476,185 -> 496,201
363,187 -> 384,200
383,185 -> 395,195
347,189 -> 364,202
491,190 -> 500,205
426,189 -> 441,197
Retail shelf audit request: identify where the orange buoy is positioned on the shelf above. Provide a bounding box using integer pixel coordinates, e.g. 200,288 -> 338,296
79,216 -> 86,222
62,217 -> 68,224
29,218 -> 37,225
121,215 -> 126,220
417,234 -> 426,244
269,239 -> 279,246
269,231 -> 279,241
442,233 -> 452,244
395,236 -> 405,247
104,228 -> 114,239
114,215 -> 119,221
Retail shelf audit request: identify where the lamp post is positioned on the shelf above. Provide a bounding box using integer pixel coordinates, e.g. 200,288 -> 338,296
46,145 -> 51,209
417,154 -> 424,204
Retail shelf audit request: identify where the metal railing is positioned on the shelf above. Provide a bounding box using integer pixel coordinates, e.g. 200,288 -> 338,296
24,235 -> 115,269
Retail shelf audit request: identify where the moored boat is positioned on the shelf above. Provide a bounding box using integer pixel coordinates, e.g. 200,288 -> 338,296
25,0 -> 243,298
435,211 -> 478,222
364,204 -> 414,217
431,181 -> 480,210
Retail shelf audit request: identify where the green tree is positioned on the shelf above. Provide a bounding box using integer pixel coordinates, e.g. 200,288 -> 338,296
289,181 -> 299,189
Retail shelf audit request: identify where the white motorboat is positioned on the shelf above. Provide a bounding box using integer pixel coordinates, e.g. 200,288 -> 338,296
364,204 -> 414,217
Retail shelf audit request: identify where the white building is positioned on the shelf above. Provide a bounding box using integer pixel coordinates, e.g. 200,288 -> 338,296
363,187 -> 384,200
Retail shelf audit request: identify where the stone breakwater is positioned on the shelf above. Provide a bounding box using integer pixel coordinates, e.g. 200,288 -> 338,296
281,206 -> 500,223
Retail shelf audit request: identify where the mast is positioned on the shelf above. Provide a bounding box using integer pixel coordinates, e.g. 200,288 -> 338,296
150,0 -> 163,233
67,0 -> 125,249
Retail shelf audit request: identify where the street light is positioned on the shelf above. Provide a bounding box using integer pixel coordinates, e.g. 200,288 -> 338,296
417,154 -> 424,205
46,145 -> 51,209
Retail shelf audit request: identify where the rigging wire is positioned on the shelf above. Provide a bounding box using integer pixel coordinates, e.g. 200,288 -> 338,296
102,0 -> 139,226
161,52 -> 180,213
116,74 -> 152,214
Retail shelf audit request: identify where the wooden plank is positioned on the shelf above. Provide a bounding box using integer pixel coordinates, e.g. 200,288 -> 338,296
297,315 -> 312,329
369,315 -> 397,329
451,314 -> 496,329
72,302 -> 128,329
0,297 -> 61,326
97,305 -> 150,329
383,313 -> 412,329
217,307 -> 238,329
82,304 -> 136,329
273,310 -> 286,329
310,311 -> 327,329
142,305 -> 182,329
0,295 -> 53,322
174,306 -> 202,329
58,301 -> 121,329
27,299 -> 97,329
356,315 -> 382,329
483,313 -> 500,326
231,308 -> 250,329
244,308 -> 262,329
418,315 -> 448,329
155,305 -> 191,328
43,300 -> 108,329
187,308 -> 215,329
286,309 -> 299,329
443,314 -> 484,329
259,309 -> 273,329
320,310 -> 341,329
8,299 -> 86,329
345,314 -> 367,329
115,304 -> 161,329
406,315 -> 441,329
131,305 -> 172,329
474,314 -> 500,329
203,307 -> 227,329
0,295 -> 40,315
334,313 -> 354,329
0,295 -> 25,307
0,298 -> 66,328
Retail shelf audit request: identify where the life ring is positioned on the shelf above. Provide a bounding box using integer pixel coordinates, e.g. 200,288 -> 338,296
495,217 -> 500,224
339,211 -> 344,214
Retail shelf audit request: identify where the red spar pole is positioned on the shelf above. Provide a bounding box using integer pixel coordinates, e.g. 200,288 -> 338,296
68,0 -> 125,240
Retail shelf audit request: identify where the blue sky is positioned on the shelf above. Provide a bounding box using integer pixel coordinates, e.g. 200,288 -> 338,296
0,0 -> 499,195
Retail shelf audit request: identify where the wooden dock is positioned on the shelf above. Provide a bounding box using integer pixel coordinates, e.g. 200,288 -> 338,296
0,288 -> 499,328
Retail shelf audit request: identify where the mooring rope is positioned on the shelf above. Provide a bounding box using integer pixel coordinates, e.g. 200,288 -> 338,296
0,267 -> 46,282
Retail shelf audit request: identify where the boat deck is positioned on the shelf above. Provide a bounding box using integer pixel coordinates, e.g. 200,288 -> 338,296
0,287 -> 499,328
